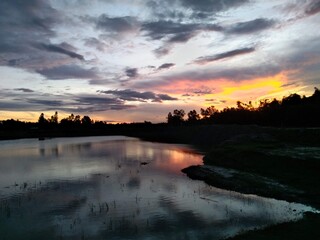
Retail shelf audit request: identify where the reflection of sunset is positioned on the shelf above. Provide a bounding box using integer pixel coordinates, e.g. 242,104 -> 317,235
153,147 -> 203,174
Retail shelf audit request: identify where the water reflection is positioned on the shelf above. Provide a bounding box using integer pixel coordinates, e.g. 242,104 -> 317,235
0,136 -> 316,239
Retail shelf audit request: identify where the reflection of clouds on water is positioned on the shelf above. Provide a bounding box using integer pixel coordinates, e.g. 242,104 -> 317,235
0,136 -> 316,239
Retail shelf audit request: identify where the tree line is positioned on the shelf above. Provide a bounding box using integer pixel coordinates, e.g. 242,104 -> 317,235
167,87 -> 320,127
1,87 -> 320,132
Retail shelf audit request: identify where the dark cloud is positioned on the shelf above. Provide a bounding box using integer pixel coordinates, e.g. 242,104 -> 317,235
305,0 -> 320,15
180,0 -> 249,13
158,63 -> 175,70
125,68 -> 139,78
74,96 -> 135,112
0,0 -> 89,80
142,20 -> 221,41
76,96 -> 123,105
99,89 -> 178,102
37,65 -> 98,80
36,43 -> 84,60
0,101 -> 31,110
157,94 -> 178,101
95,14 -> 139,33
0,0 -> 60,54
147,0 -> 249,20
142,20 -> 222,55
194,47 -> 255,64
0,91 -> 136,112
227,18 -> 275,34
27,99 -> 63,106
14,88 -> 34,93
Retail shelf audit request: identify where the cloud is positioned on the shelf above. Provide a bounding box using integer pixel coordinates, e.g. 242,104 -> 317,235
227,18 -> 275,34
305,0 -> 320,16
0,89 -> 136,113
142,20 -> 222,55
187,86 -> 214,95
180,0 -> 249,13
0,0 -> 60,55
36,43 -> 84,60
14,88 -> 34,93
74,96 -> 136,112
147,0 -> 249,20
0,101 -> 31,110
0,0 -> 90,79
194,47 -> 255,64
154,46 -> 171,57
94,14 -> 139,35
181,65 -> 281,82
158,63 -> 175,70
84,37 -> 108,51
125,68 -> 139,78
142,20 -> 221,41
37,65 -> 99,80
27,99 -> 64,107
157,94 -> 178,101
99,89 -> 178,102
133,64 -> 282,89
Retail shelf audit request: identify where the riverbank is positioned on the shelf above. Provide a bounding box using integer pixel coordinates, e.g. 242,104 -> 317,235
130,125 -> 320,239
128,125 -> 320,207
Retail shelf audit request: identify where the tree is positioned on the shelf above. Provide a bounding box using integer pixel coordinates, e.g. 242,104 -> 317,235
81,116 -> 92,125
187,110 -> 200,123
49,111 -> 58,124
74,115 -> 81,124
167,109 -> 185,125
200,106 -> 217,119
38,113 -> 47,125
282,93 -> 302,106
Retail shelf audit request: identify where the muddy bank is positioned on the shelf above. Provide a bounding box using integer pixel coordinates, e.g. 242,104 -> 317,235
181,130 -> 320,209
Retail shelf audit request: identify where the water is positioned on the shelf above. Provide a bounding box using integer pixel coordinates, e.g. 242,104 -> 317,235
0,136 -> 316,239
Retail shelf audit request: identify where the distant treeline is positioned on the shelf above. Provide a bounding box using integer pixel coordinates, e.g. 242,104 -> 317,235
0,88 -> 320,135
168,87 -> 320,127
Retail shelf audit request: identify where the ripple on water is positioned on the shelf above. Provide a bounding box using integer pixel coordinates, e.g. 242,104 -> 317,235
0,136 -> 318,240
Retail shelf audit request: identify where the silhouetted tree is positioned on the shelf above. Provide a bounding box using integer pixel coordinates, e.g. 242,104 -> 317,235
282,93 -> 302,106
81,116 -> 92,126
49,111 -> 58,124
187,110 -> 200,123
38,113 -> 46,124
74,115 -> 81,125
167,109 -> 185,125
200,106 -> 217,119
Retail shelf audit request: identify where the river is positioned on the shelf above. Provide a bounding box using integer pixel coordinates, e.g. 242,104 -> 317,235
0,136 -> 315,239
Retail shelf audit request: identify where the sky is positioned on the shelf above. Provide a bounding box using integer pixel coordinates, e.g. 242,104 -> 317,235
0,0 -> 319,123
